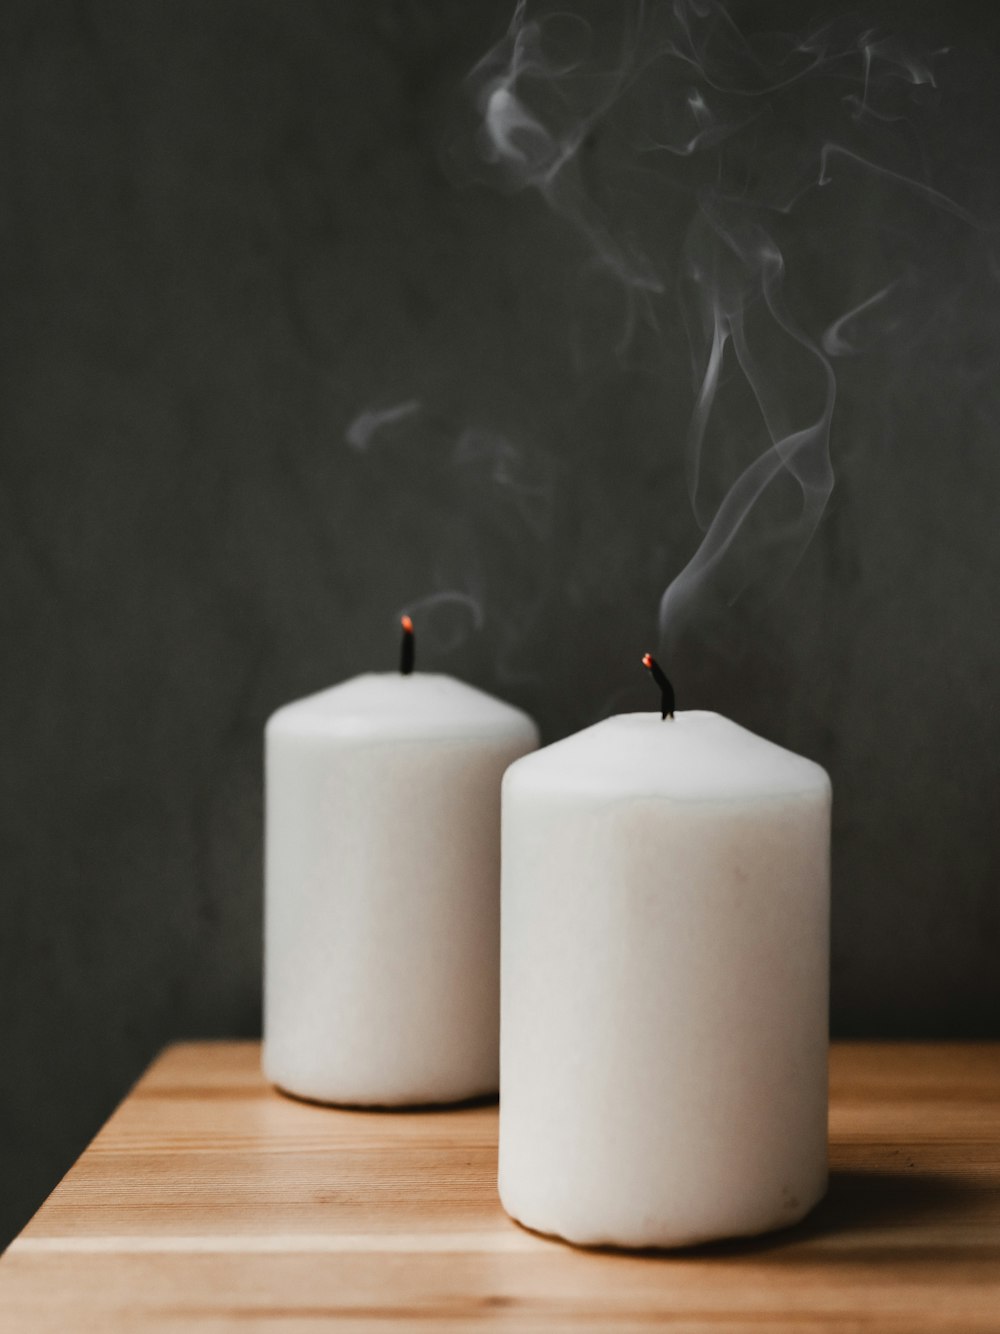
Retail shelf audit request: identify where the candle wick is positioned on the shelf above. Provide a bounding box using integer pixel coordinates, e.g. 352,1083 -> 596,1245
400,615 -> 415,675
641,653 -> 675,720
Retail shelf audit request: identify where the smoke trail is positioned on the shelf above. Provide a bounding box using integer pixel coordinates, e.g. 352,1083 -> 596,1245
395,590 -> 485,656
466,0 -> 980,645
343,408 -> 555,674
821,282 -> 896,357
345,400 -> 421,452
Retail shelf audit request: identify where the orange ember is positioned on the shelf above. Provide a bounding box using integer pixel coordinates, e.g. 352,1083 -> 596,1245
641,653 -> 653,669
401,615 -> 414,633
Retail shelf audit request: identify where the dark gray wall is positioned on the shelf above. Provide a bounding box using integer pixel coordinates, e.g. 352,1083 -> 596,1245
1,0 -> 998,1248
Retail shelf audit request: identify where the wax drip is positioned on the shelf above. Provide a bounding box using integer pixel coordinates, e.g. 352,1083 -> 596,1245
641,653 -> 675,720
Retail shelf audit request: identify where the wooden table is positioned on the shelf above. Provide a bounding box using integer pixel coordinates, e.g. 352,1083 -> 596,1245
2,1042 -> 999,1331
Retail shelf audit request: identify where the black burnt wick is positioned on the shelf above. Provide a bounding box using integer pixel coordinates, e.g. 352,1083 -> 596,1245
400,616 -> 415,675
641,653 -> 675,720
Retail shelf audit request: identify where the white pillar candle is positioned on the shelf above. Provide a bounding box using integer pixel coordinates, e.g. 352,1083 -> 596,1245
264,666 -> 538,1106
499,709 -> 830,1248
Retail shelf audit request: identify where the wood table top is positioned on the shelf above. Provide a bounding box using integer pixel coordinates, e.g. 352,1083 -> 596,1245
2,1041 -> 999,1331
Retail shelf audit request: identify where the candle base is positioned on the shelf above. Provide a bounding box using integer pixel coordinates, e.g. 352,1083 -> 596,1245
499,1173 -> 828,1251
262,1030 -> 502,1109
268,1077 -> 499,1112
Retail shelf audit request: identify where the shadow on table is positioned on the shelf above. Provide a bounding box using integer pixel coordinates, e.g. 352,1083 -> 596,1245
709,1169 -> 980,1257
548,1169 -> 990,1262
272,1083 -> 499,1114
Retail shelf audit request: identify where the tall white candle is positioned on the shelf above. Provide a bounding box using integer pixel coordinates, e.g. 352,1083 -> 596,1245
499,710 -> 830,1248
264,669 -> 538,1106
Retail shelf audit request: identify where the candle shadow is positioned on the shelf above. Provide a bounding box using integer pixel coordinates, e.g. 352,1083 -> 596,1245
526,1169 -> 988,1261
689,1168 -> 984,1258
271,1082 -> 499,1115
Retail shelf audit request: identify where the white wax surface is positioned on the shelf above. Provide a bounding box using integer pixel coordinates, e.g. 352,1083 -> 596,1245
264,672 -> 538,1106
499,711 -> 831,1249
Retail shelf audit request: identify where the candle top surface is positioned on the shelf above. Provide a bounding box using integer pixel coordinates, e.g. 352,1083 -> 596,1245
504,711 -> 829,803
268,672 -> 538,743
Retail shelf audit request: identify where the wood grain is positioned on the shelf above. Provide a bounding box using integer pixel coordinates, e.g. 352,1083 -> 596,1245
2,1041 -> 999,1331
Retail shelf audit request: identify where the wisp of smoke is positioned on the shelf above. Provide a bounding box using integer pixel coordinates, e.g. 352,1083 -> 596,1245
342,404 -> 555,676
345,400 -> 422,452
467,0 -> 985,646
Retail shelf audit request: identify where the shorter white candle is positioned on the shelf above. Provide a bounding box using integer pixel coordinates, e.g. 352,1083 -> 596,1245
499,708 -> 830,1248
264,645 -> 538,1106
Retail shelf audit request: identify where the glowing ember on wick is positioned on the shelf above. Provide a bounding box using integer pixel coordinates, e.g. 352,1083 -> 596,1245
642,652 -> 675,720
399,615 -> 415,676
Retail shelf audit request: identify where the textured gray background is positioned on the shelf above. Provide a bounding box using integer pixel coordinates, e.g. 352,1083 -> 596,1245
1,0 -> 998,1248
